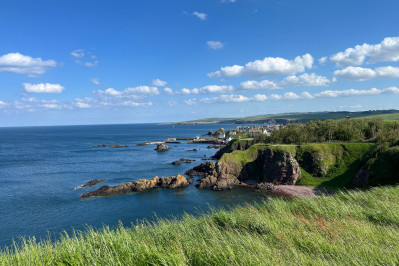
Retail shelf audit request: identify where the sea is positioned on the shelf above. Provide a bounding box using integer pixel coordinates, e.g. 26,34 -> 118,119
0,123 -> 272,248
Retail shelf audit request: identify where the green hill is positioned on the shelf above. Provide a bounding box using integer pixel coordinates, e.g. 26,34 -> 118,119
171,109 -> 399,124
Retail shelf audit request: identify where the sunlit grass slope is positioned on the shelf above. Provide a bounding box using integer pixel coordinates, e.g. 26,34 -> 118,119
1,186 -> 399,265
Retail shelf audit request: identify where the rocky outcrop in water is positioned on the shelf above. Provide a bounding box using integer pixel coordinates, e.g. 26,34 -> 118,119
80,175 -> 189,198
155,143 -> 169,152
93,144 -> 129,148
185,161 -> 216,177
167,158 -> 195,165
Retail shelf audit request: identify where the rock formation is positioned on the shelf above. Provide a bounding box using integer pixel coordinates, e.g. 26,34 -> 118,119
80,175 -> 189,198
155,143 -> 169,152
185,161 -> 216,177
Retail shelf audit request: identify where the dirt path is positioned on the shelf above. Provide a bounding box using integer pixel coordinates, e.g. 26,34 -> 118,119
272,185 -> 333,198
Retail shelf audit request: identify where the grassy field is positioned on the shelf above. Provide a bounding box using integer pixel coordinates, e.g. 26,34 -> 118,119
170,109 -> 399,124
1,186 -> 399,265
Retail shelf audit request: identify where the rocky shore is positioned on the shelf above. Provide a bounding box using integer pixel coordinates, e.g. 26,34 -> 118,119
80,175 -> 189,198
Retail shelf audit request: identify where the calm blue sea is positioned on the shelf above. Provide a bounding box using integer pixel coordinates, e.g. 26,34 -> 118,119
0,123 -> 271,248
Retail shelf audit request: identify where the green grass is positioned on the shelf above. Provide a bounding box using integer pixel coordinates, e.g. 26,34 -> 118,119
1,186 -> 399,265
296,143 -> 375,188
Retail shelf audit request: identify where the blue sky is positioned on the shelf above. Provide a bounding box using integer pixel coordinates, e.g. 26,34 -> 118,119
0,0 -> 399,126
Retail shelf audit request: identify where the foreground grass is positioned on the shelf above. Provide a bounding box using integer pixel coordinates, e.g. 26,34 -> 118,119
2,186 -> 399,265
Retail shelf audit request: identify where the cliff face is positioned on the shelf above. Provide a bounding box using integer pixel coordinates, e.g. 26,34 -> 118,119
213,139 -> 255,159
198,143 -> 382,190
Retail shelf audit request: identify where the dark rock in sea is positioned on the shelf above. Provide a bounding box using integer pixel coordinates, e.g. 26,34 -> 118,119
82,179 -> 106,188
110,144 -> 129,148
155,143 -> 169,152
80,175 -> 189,198
187,148 -> 198,152
353,169 -> 369,187
185,161 -> 216,177
206,130 -> 214,136
167,158 -> 195,165
92,144 -> 128,148
92,144 -> 107,147
137,142 -> 150,146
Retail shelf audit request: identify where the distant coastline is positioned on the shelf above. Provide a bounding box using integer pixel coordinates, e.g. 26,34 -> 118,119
161,109 -> 399,125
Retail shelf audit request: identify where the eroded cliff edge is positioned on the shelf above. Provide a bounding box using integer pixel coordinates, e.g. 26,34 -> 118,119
194,142 -> 398,190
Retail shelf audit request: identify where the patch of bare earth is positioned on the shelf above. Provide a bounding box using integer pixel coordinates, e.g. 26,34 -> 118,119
272,185 -> 333,198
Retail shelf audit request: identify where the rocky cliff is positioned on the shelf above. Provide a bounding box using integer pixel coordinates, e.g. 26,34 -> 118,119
197,143 -> 382,190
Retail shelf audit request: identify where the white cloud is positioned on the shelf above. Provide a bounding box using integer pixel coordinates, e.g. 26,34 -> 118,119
313,87 -> 399,98
252,94 -> 268,101
334,66 -> 399,81
221,0 -> 237,2
0,53 -> 56,76
280,73 -> 331,87
164,87 -> 173,94
91,78 -> 100,85
104,88 -> 121,96
330,37 -> 399,66
199,85 -> 235,94
239,73 -> 329,90
208,54 -> 313,78
193,11 -> 207,20
240,80 -> 279,90
23,83 -> 65,93
318,56 -> 327,65
72,49 -> 98,67
207,41 -> 224,50
184,99 -> 198,105
152,78 -> 168,87
70,49 -> 85,58
300,91 -> 315,99
181,88 -> 191,94
125,86 -> 159,95
338,104 -> 363,109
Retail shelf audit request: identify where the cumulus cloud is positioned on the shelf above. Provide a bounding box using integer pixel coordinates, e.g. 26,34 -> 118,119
23,83 -> 64,93
330,37 -> 399,66
239,73 -> 330,90
124,86 -> 159,95
208,54 -> 313,78
199,85 -> 234,94
193,12 -> 207,20
252,94 -> 268,101
334,66 -> 399,81
240,80 -> 279,90
0,53 -> 56,76
152,78 -> 167,87
280,73 -> 331,87
164,87 -> 173,94
207,41 -> 224,50
221,0 -> 237,2
181,88 -> 191,94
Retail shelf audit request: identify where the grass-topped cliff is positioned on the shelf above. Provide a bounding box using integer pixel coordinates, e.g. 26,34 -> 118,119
2,186 -> 399,265
216,143 -> 378,189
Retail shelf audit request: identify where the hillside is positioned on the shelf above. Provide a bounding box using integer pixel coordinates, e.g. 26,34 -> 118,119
2,186 -> 399,265
171,109 -> 399,124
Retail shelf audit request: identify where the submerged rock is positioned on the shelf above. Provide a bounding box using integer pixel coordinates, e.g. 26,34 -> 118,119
155,143 -> 169,152
82,179 -> 106,188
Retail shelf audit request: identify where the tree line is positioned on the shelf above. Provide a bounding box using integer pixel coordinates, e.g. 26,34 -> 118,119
254,119 -> 399,145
